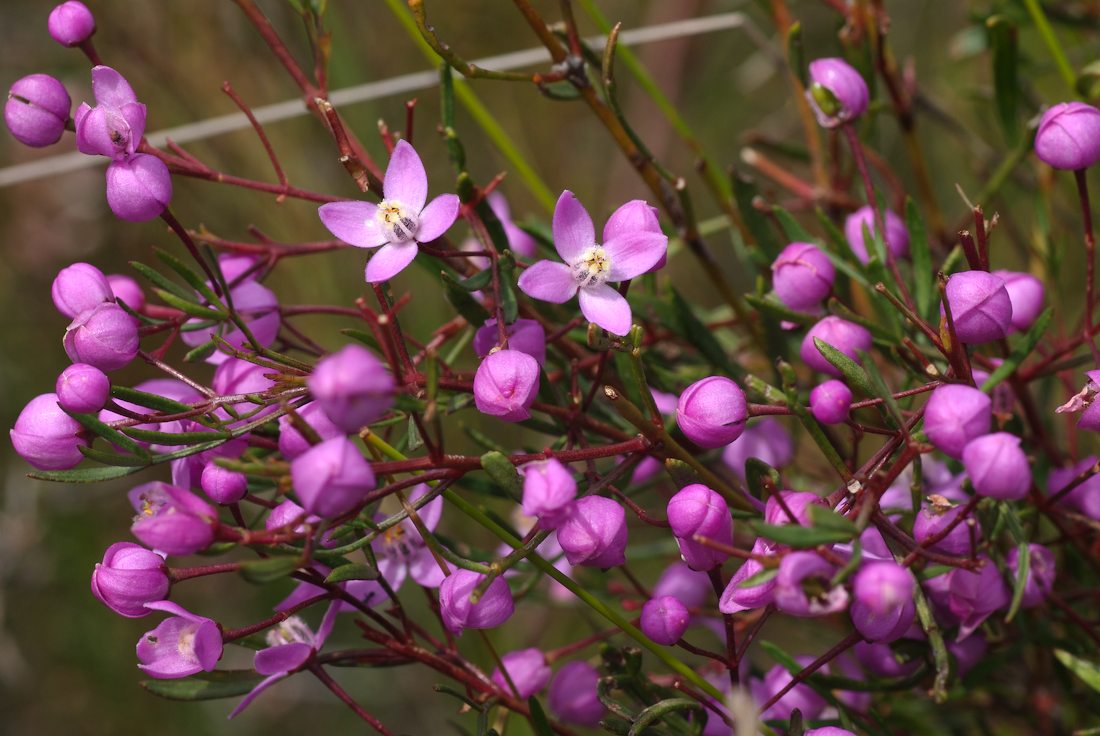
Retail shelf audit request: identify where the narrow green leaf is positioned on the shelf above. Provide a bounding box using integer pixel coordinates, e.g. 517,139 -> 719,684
129,261 -> 194,302
27,464 -> 145,483
183,340 -> 217,363
459,268 -> 493,291
745,294 -> 815,327
527,696 -> 555,736
732,171 -> 780,262
749,520 -> 854,548
745,458 -> 781,502
737,566 -> 779,589
1055,649 -> 1100,694
857,349 -> 904,428
326,563 -> 380,583
981,307 -> 1052,392
154,247 -> 222,306
1005,541 -> 1030,622
78,445 -> 152,467
773,205 -> 815,244
153,288 -> 226,320
124,427 -> 232,446
627,698 -> 703,735
905,198 -> 934,322
239,556 -> 301,584
442,272 -> 491,325
481,451 -> 522,498
140,670 -> 264,701
67,411 -> 151,459
988,17 -> 1019,144
341,328 -> 382,352
665,287 -> 738,376
807,504 -> 858,536
813,338 -> 874,396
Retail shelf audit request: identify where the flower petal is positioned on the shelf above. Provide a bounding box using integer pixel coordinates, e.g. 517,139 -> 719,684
364,243 -> 419,283
552,190 -> 595,263
383,139 -> 428,212
604,231 -> 668,281
407,483 -> 443,532
517,260 -> 578,304
578,284 -> 632,336
255,642 -> 312,676
91,65 -> 138,107
227,673 -> 287,719
602,199 -> 660,243
416,194 -> 460,243
120,102 -> 147,153
409,548 -> 447,588
318,201 -> 387,248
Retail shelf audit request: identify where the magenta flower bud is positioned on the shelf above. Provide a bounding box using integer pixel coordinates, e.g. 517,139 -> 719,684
771,242 -> 835,310
1007,543 -> 1056,608
913,501 -> 975,557
10,392 -> 87,470
105,153 -> 173,222
666,484 -> 733,571
806,729 -> 857,736
853,561 -> 914,616
491,648 -> 552,698
56,363 -> 110,413
5,74 -> 70,147
946,558 -> 1009,640
923,384 -> 992,459
290,436 -> 375,519
74,66 -> 145,159
992,270 -> 1044,333
308,344 -> 395,432
91,542 -> 169,617
473,349 -> 540,423
48,1 -> 96,46
640,595 -> 690,645
51,262 -> 113,319
548,661 -> 605,727
719,538 -> 778,613
200,463 -> 248,505
106,273 -> 145,313
851,596 -> 916,643
806,58 -> 869,128
473,318 -> 547,365
962,432 -> 1031,500
764,490 -> 828,526
521,458 -> 577,529
800,316 -> 873,377
556,495 -> 628,568
675,376 -> 747,448
277,403 -> 344,459
129,482 -> 217,556
63,301 -> 139,371
721,418 -> 794,479
753,659 -> 828,722
653,562 -> 712,609
810,379 -> 853,425
438,569 -> 515,634
944,271 -> 1013,344
137,601 -> 222,679
775,551 -> 849,617
1035,102 -> 1100,170
949,633 -> 988,677
843,206 -> 909,264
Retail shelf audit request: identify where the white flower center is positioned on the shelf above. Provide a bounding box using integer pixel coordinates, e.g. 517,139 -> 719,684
571,245 -> 611,288
177,625 -> 199,662
376,200 -> 419,243
265,615 -> 315,648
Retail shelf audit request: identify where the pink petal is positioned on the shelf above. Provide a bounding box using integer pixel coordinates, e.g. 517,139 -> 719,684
602,199 -> 660,243
578,284 -> 632,335
383,139 -> 428,213
91,65 -> 137,107
407,483 -> 443,532
364,243 -> 419,283
517,260 -> 578,304
488,191 -> 511,220
552,190 -> 595,263
417,194 -> 460,243
409,548 -> 447,588
318,201 -> 387,248
377,554 -> 409,592
227,673 -> 287,719
120,102 -> 147,151
255,642 -> 312,675
603,231 -> 668,281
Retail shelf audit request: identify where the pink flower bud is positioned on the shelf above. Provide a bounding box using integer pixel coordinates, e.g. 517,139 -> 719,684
438,569 -> 514,634
556,496 -> 627,568
74,66 -> 145,159
666,484 -> 733,571
521,458 -> 577,529
91,542 -> 169,617
473,318 -> 547,365
277,403 -> 344,459
946,558 -> 1009,640
10,392 -> 87,470
136,601 -> 222,679
4,74 -> 70,147
962,432 -> 1031,500
1035,101 -> 1100,170
56,363 -> 110,413
1007,543 -> 1056,608
850,561 -> 915,643
992,270 -> 1044,333
923,384 -> 992,459
843,206 -> 909,264
764,490 -> 827,526
48,1 -> 96,46
106,273 -> 145,313
771,242 -> 835,310
63,302 -> 139,371
290,436 -> 375,519
491,648 -> 551,698
913,500 -> 977,557
200,463 -> 248,505
105,153 -> 173,222
944,270 -> 1013,344
806,729 -> 858,736
129,482 -> 218,556
806,58 -> 869,128
640,595 -> 690,645
548,661 -> 605,727
810,379 -> 853,425
800,316 -> 873,377
308,344 -> 395,432
719,537 -> 779,614
473,349 -> 540,423
675,376 -> 747,448
51,262 -> 113,318
753,658 -> 828,722
851,596 -> 916,643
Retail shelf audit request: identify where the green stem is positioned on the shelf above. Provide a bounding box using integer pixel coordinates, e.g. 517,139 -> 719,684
1022,0 -> 1077,94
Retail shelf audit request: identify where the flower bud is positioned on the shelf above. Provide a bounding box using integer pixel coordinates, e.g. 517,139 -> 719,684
48,1 -> 96,46
200,463 -> 248,505
666,484 -> 733,571
491,648 -> 551,698
556,495 -> 627,568
438,569 -> 515,634
718,538 -> 778,614
5,74 -> 70,147
640,595 -> 690,645
277,403 -> 344,459
944,270 -> 1013,343
106,273 -> 145,313
521,458 -> 577,529
74,66 -> 145,159
473,348 -> 540,423
290,436 -> 375,519
474,318 -> 547,365
806,729 -> 858,736
91,542 -> 169,617
10,392 -> 87,470
105,153 -> 173,222
923,384 -> 992,459
962,432 -> 1030,500
548,661 -> 604,727
1035,101 -> 1100,170
308,344 -> 395,432
913,500 -> 976,557
946,558 -> 1009,640
63,301 -> 139,371
721,418 -> 794,479
800,316 -> 873,377
764,490 -> 827,526
675,376 -> 747,448
853,561 -> 913,616
754,659 -> 828,722
1007,543 -> 1056,608
991,270 -> 1044,333
129,482 -> 218,556
56,363 -> 110,413
850,596 -> 915,643
137,601 -> 222,679
771,242 -> 835,310
774,551 -> 849,617
810,379 -> 853,425
806,58 -> 869,128
51,262 -> 113,319
843,206 -> 909,264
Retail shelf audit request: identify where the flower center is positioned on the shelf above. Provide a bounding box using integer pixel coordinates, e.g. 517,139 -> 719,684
376,200 -> 419,243
265,616 -> 314,647
571,245 -> 611,288
177,625 -> 199,662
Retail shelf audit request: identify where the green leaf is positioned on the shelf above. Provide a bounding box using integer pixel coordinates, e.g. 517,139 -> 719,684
1005,540 -> 1030,622
27,464 -> 145,483
527,696 -> 555,736
111,386 -> 195,415
153,288 -> 226,320
857,349 -> 904,429
987,16 -> 1019,145
905,198 -> 935,322
239,556 -> 301,584
154,247 -> 223,305
442,271 -> 491,325
481,451 -> 522,498
981,307 -> 1053,392
737,566 -> 779,589
140,670 -> 264,701
326,563 -> 379,583
627,698 -> 703,735
183,340 -> 217,363
78,445 -> 152,467
458,267 -> 493,291
1055,650 -> 1100,694
773,206 -> 815,243
813,338 -> 874,396
807,504 -> 858,536
67,411 -> 151,459
665,288 -> 738,376
341,328 -> 381,352
745,458 -> 780,502
749,519 -> 855,548
124,427 -> 232,446
731,171 -> 780,263
129,261 -> 194,302
745,294 -> 815,327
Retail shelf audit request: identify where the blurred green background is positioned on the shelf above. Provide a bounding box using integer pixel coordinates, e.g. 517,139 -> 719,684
1,0 -> 1095,733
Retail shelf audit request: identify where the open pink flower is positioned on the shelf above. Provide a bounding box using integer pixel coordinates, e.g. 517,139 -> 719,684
517,191 -> 667,336
317,140 -> 460,283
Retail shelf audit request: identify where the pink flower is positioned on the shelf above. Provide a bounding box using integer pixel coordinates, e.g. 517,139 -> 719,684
317,140 -> 460,283
517,192 -> 667,336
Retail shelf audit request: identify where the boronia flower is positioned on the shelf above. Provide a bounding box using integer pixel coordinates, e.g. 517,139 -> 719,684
317,139 -> 460,283
517,191 -> 668,336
